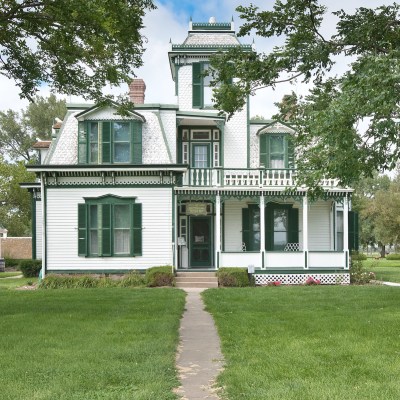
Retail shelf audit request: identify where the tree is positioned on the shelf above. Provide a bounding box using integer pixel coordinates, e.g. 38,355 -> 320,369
0,158 -> 35,236
0,0 -> 155,104
211,1 -> 400,190
24,94 -> 67,139
0,95 -> 67,162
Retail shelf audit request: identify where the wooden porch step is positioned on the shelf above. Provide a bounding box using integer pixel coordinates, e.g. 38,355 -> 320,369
175,272 -> 218,288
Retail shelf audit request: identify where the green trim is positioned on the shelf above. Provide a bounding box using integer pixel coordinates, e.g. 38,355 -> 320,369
75,102 -> 146,121
189,216 -> 213,268
154,112 -> 173,163
262,251 -> 265,269
174,65 -> 179,96
172,189 -> 176,267
133,104 -> 178,110
67,103 -> 95,110
192,22 -> 232,30
31,192 -> 36,260
45,184 -> 175,189
27,164 -> 187,171
254,269 -> 348,274
304,250 -> 308,268
308,250 -> 346,253
176,111 -> 225,120
249,119 -> 274,125
171,44 -> 252,51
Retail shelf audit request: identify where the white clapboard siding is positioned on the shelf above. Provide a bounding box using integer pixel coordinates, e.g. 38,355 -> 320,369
46,187 -> 172,270
308,201 -> 332,250
224,200 -> 247,252
36,201 -> 43,260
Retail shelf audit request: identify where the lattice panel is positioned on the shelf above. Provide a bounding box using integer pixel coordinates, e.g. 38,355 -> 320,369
255,273 -> 350,285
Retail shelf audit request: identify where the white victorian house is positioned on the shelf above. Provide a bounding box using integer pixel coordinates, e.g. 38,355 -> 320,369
24,18 -> 358,285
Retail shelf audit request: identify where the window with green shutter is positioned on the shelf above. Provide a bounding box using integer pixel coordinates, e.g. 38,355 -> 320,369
242,205 -> 260,251
259,133 -> 295,169
77,195 -> 142,257
77,120 -> 142,165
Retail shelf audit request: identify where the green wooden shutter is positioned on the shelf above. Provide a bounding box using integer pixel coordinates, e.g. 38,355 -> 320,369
132,203 -> 142,256
78,121 -> 87,164
78,204 -> 87,256
260,135 -> 268,167
102,122 -> 111,164
101,204 -> 112,256
132,121 -> 142,164
242,208 -> 250,251
265,204 -> 274,251
287,135 -> 295,169
288,207 -> 299,244
348,211 -> 359,251
192,63 -> 203,108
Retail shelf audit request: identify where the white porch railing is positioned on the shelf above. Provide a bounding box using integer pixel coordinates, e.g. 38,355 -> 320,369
181,168 -> 340,188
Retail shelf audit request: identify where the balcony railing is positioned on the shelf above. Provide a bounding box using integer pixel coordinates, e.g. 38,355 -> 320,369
181,168 -> 339,188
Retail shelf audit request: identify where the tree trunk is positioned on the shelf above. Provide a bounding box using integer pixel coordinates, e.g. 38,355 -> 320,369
380,245 -> 386,258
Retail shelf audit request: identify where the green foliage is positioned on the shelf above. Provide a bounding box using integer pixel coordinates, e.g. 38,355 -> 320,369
145,266 -> 175,287
0,159 -> 35,236
217,267 -> 250,287
19,259 -> 41,277
119,271 -> 146,287
211,1 -> 400,189
386,254 -> 400,260
350,260 -> 375,284
24,94 -> 67,139
0,0 -> 155,105
351,252 -> 367,261
4,258 -> 25,269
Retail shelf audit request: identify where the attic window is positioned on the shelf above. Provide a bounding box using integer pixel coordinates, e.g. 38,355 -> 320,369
78,120 -> 142,165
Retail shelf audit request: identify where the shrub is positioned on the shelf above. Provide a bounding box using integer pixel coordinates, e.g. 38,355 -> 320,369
217,267 -> 250,287
386,253 -> 400,260
145,266 -> 175,287
39,275 -> 102,289
119,271 -> 146,287
305,276 -> 321,285
350,260 -> 375,284
351,252 -> 367,261
19,259 -> 42,277
4,258 -> 24,269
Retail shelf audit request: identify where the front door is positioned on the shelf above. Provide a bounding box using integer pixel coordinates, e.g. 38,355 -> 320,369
190,217 -> 212,268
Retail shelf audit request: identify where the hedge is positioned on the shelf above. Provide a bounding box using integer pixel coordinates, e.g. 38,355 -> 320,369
386,254 -> 400,260
145,266 -> 175,287
19,260 -> 42,277
217,267 -> 250,287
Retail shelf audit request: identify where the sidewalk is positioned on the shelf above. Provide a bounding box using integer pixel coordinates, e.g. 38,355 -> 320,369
176,288 -> 224,400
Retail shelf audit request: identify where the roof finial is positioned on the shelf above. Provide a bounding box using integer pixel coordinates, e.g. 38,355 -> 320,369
189,16 -> 193,30
209,16 -> 216,23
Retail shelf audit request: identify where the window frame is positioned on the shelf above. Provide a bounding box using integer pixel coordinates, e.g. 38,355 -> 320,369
78,120 -> 142,165
78,195 -> 142,258
259,133 -> 294,169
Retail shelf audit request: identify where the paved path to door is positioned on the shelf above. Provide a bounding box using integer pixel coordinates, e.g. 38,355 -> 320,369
176,288 -> 224,400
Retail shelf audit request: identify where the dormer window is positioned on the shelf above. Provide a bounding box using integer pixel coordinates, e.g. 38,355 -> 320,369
78,120 -> 142,165
259,133 -> 294,169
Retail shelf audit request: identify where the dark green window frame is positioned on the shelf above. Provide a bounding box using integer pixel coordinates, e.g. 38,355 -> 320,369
259,133 -> 295,169
242,203 -> 299,252
78,120 -> 142,165
78,195 -> 142,257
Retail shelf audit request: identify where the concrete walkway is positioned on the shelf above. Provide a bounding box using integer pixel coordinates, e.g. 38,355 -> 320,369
176,288 -> 224,400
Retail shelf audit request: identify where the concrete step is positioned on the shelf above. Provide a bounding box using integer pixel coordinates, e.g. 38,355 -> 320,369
176,272 -> 216,278
175,281 -> 218,288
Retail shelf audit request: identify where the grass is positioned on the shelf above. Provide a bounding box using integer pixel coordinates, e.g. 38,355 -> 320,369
0,277 -> 36,290
0,271 -> 22,278
0,288 -> 185,400
363,258 -> 400,283
203,286 -> 400,400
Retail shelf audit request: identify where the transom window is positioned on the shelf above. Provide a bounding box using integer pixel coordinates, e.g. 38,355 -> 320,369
78,195 -> 142,257
78,120 -> 142,165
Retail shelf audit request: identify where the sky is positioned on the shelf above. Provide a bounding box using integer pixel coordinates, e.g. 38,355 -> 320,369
0,0 -> 393,119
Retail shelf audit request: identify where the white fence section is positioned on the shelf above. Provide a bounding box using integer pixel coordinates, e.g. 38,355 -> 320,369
182,168 -> 340,188
308,252 -> 346,268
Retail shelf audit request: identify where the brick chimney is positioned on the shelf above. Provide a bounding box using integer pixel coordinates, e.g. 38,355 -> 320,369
129,79 -> 146,104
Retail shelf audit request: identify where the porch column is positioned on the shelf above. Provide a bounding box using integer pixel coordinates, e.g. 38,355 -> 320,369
215,195 -> 221,269
343,196 -> 349,269
259,195 -> 265,269
302,195 -> 309,269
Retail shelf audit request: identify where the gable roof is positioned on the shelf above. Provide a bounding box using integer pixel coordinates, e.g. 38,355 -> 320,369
256,121 -> 296,135
75,102 -> 146,122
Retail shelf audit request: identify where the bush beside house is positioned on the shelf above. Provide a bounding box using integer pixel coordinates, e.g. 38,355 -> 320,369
217,267 -> 251,287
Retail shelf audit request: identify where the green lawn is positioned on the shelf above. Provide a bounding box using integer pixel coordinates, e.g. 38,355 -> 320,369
0,276 -> 36,290
0,271 -> 22,278
203,286 -> 400,400
363,258 -> 400,283
0,288 -> 185,400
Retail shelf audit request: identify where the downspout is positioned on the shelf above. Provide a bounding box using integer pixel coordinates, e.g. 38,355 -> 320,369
41,172 -> 46,279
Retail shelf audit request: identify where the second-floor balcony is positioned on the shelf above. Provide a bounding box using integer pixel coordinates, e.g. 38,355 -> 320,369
181,168 -> 339,188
